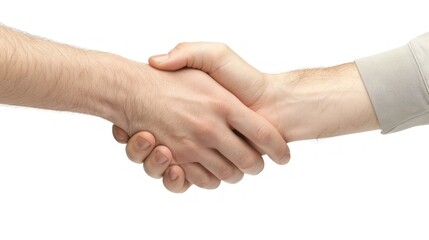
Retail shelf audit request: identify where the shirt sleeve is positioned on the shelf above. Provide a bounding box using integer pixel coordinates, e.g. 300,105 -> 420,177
355,33 -> 429,134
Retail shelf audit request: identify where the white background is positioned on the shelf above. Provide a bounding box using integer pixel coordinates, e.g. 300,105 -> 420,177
1,1 -> 428,239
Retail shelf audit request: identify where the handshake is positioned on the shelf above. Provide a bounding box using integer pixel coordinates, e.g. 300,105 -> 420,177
12,25 -> 428,193
109,43 -> 379,193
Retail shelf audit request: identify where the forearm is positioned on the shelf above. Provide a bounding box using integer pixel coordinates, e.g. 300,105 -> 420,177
270,62 -> 380,141
0,25 -> 136,129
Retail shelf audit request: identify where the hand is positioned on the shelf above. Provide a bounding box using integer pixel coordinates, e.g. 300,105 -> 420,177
116,42 -> 377,192
148,43 -> 376,142
117,64 -> 289,190
148,43 -> 287,138
112,126 -> 190,192
114,43 -> 292,192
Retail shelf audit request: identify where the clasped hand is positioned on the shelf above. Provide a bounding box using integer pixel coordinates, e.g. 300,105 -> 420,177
113,43 -> 290,193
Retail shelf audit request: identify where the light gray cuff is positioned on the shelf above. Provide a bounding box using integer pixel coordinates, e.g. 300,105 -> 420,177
355,34 -> 429,134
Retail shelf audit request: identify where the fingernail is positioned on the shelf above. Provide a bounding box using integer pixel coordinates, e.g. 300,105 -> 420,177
280,152 -> 291,165
155,151 -> 168,164
114,128 -> 127,142
116,132 -> 127,142
169,170 -> 178,181
151,54 -> 169,63
136,136 -> 151,150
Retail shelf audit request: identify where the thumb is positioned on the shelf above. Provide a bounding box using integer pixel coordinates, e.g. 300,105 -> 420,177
149,42 -> 224,72
149,42 -> 267,106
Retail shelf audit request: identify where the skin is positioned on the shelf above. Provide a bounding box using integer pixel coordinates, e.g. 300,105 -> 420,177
0,26 -> 290,190
113,42 -> 380,193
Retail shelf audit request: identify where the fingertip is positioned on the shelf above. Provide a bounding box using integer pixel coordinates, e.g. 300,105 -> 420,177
279,142 -> 291,165
143,145 -> 174,178
136,132 -> 156,151
153,146 -> 174,164
112,125 -> 129,143
280,151 -> 291,165
245,154 -> 265,175
223,170 -> 245,184
126,131 -> 156,164
272,145 -> 291,165
149,54 -> 169,65
163,165 -> 191,193
168,165 -> 183,181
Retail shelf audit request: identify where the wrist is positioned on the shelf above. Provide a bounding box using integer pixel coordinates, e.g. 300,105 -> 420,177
84,53 -> 152,133
269,63 -> 379,141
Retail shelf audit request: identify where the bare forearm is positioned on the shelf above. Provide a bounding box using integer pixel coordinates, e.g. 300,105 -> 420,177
270,62 -> 380,141
0,25 -> 134,129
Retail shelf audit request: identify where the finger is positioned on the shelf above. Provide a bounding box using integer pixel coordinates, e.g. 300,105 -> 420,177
112,125 -> 130,143
143,145 -> 173,179
145,144 -> 243,183
214,128 -> 264,175
248,140 -> 266,156
234,129 -> 266,155
143,148 -> 223,189
125,131 -> 156,164
228,104 -> 290,165
162,165 -> 191,193
149,42 -> 233,73
181,163 -> 221,190
190,148 -> 244,184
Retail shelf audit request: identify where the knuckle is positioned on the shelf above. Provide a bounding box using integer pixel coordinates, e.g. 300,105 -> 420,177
193,120 -> 220,144
175,42 -> 189,51
210,100 -> 230,116
209,43 -> 231,63
194,121 -> 213,135
214,43 -> 230,54
217,43 -> 233,59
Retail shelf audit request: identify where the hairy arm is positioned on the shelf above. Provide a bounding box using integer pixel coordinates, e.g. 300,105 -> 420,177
1,26 -> 291,191
0,24 -> 129,128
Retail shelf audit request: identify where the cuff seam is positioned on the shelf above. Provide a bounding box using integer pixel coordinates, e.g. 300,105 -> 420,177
382,108 -> 429,133
408,42 -> 429,95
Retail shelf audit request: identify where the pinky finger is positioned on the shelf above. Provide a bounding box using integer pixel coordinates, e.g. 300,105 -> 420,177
112,125 -> 130,144
163,165 -> 191,193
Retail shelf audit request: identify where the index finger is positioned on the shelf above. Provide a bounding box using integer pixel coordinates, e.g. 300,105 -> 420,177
227,104 -> 290,165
